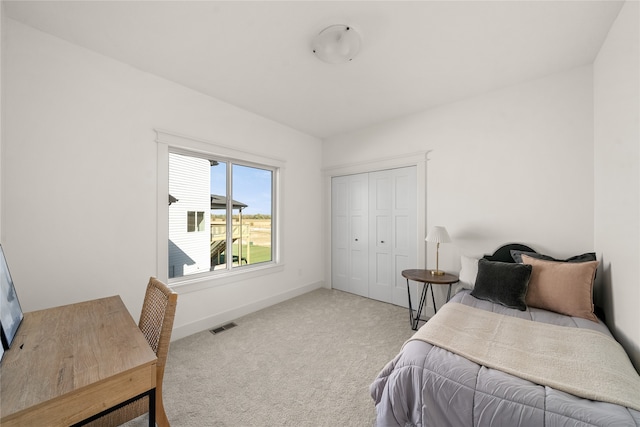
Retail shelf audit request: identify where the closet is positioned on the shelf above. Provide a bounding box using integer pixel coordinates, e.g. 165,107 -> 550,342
331,166 -> 417,307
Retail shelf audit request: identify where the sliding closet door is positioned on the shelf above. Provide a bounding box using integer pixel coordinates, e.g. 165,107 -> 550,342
331,174 -> 368,297
368,167 -> 416,307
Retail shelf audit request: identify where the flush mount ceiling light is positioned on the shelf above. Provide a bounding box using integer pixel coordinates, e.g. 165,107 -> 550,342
311,24 -> 361,64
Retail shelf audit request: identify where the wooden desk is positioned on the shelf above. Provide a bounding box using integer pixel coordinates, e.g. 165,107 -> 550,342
0,296 -> 157,426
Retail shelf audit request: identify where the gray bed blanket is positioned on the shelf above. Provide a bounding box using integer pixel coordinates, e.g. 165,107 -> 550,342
370,291 -> 640,427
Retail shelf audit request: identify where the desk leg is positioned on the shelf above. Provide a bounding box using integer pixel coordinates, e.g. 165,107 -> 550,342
149,387 -> 156,427
71,388 -> 157,426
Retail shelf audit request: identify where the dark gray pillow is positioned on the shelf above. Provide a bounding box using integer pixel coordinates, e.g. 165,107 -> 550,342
510,250 -> 596,264
471,259 -> 532,311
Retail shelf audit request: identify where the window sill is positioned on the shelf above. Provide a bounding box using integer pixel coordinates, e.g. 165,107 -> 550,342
168,263 -> 285,294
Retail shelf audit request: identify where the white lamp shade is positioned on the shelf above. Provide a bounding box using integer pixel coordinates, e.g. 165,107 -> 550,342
425,226 -> 451,244
312,25 -> 361,64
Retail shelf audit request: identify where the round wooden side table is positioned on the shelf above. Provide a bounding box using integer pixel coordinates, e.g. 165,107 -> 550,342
402,269 -> 459,330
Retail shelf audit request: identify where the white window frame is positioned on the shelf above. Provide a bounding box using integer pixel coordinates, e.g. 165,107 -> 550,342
156,129 -> 285,292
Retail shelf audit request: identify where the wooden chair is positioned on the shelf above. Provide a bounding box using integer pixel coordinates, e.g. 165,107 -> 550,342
87,277 -> 178,427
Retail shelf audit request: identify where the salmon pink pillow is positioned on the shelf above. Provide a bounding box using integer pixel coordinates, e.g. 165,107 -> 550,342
521,255 -> 599,322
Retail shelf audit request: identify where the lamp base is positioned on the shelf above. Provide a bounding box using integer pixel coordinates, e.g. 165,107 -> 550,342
431,270 -> 445,276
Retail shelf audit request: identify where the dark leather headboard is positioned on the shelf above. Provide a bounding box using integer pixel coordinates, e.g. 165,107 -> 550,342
482,243 -> 536,263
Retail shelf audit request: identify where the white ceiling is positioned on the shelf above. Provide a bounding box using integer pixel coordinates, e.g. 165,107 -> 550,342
4,1 -> 624,139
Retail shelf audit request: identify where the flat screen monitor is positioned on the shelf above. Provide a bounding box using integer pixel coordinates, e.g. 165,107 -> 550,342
0,244 -> 23,350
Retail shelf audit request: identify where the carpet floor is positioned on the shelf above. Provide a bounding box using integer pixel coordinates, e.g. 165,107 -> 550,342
125,288 -> 414,426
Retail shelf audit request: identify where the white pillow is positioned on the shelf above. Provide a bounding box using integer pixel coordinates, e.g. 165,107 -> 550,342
457,255 -> 479,291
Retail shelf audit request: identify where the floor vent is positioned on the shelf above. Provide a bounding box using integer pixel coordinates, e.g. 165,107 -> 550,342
210,322 -> 238,335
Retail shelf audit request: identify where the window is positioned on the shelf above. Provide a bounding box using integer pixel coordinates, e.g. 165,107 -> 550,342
187,211 -> 205,232
168,150 -> 275,279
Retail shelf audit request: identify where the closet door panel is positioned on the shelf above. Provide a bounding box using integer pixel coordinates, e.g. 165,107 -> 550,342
392,167 -> 417,307
369,212 -> 392,302
331,176 -> 349,292
349,211 -> 368,297
332,215 -> 348,292
349,244 -> 368,297
368,171 -> 393,303
331,173 -> 368,297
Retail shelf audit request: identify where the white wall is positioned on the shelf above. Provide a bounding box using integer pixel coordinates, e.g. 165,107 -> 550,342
1,19 -> 324,340
325,66 -> 598,320
594,0 -> 639,370
324,65 -> 595,278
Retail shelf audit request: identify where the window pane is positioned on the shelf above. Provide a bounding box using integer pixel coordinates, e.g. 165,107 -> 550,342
187,211 -> 195,232
210,161 -> 227,270
169,153 -> 211,278
231,164 -> 272,267
197,211 -> 205,232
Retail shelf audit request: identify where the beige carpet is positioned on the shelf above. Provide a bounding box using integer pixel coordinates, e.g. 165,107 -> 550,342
125,288 -> 414,427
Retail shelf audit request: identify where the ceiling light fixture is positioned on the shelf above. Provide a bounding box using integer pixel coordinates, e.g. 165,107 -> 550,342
311,24 -> 361,64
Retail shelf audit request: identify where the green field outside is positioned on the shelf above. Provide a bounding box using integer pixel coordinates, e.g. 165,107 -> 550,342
232,244 -> 272,264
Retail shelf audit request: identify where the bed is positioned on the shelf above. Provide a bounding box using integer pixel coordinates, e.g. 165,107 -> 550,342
370,244 -> 640,427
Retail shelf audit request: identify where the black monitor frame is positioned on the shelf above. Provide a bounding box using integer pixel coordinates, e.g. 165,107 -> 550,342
0,244 -> 23,351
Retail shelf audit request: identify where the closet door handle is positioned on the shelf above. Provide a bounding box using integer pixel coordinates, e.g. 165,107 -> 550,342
381,240 -> 385,243
354,238 -> 359,241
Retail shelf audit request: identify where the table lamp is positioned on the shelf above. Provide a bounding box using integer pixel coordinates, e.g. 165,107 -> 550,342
425,226 -> 451,276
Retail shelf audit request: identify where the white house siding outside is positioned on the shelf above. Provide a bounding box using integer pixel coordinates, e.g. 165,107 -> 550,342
168,153 -> 211,278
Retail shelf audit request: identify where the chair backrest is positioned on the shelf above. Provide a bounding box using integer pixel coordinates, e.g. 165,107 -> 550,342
138,277 -> 178,370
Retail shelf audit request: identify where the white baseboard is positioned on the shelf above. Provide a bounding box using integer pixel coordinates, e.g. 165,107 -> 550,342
171,281 -> 324,341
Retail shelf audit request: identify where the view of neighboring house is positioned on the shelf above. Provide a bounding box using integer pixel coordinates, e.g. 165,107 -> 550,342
168,153 -> 211,278
168,152 -> 263,278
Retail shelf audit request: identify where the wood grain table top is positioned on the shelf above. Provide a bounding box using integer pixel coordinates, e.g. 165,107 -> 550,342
401,269 -> 459,285
0,295 -> 157,426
